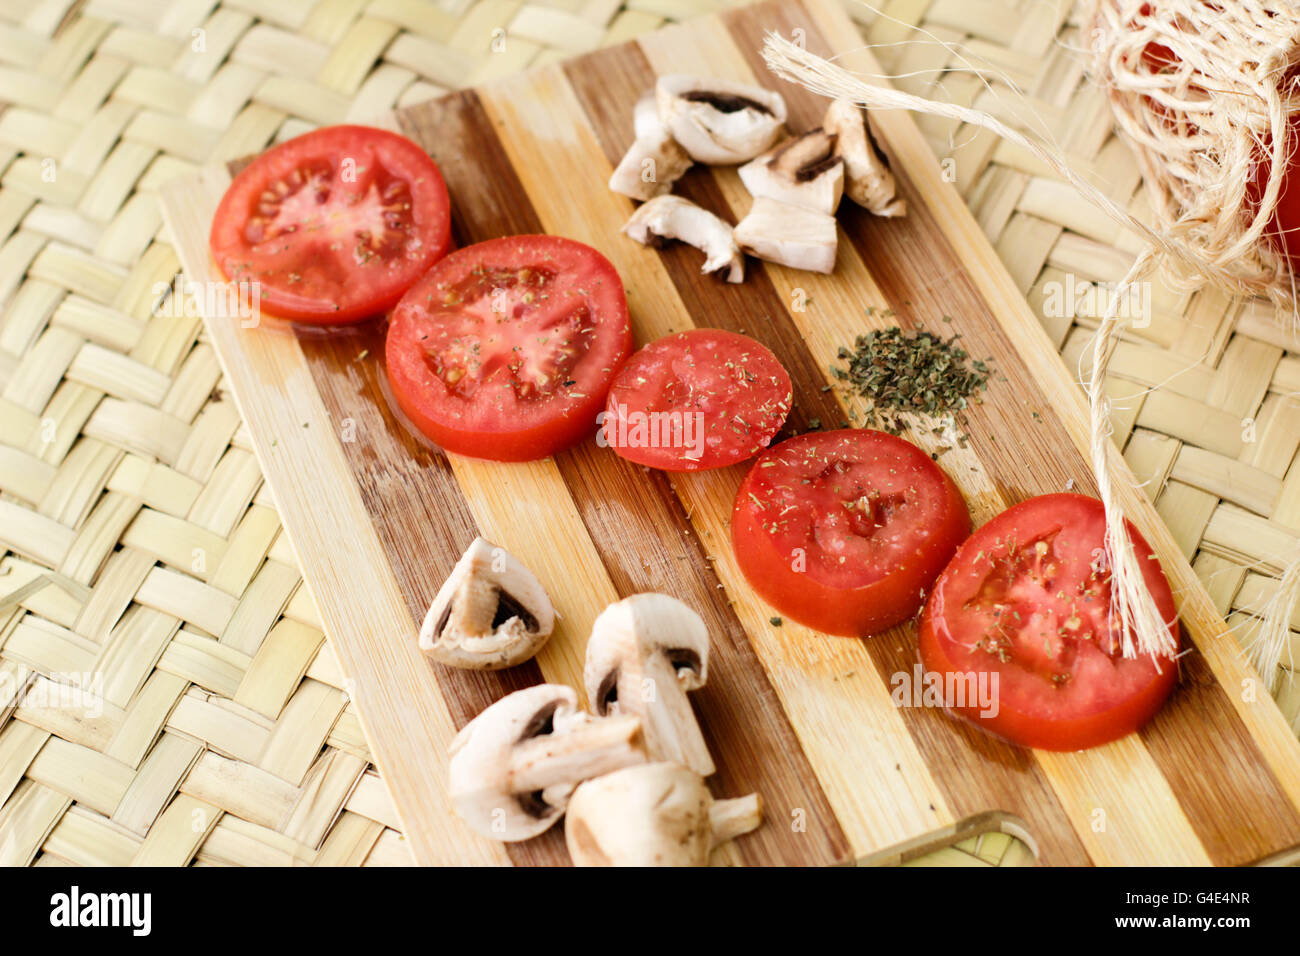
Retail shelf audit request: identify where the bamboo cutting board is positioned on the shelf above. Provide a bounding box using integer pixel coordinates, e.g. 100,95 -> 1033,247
159,0 -> 1300,866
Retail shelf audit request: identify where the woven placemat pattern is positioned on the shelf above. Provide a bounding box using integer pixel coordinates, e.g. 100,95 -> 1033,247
0,0 -> 1292,867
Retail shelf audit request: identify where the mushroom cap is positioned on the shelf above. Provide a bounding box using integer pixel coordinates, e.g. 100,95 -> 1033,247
448,684 -> 583,841
449,684 -> 646,842
565,762 -> 713,866
582,593 -> 715,776
418,537 -> 555,670
584,593 -> 710,712
656,74 -> 787,165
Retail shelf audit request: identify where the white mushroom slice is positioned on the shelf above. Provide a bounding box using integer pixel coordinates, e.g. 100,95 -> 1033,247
633,90 -> 666,139
739,128 -> 844,215
449,684 -> 646,842
733,196 -> 838,274
824,98 -> 906,217
565,762 -> 763,866
623,195 -> 744,283
419,537 -> 554,671
584,593 -> 714,775
656,75 -> 787,165
608,132 -> 693,202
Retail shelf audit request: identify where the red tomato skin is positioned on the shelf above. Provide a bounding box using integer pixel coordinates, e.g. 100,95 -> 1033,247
387,369 -> 611,463
731,430 -> 971,637
604,329 -> 793,472
210,125 -> 452,325
919,493 -> 1180,752
384,236 -> 632,462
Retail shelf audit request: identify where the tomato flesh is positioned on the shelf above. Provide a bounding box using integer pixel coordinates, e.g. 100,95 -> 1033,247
603,329 -> 792,471
385,235 -> 632,462
732,429 -> 970,636
210,125 -> 452,324
919,493 -> 1179,751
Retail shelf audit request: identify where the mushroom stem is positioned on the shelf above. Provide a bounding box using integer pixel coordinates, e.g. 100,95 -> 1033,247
709,793 -> 763,847
637,651 -> 715,775
584,593 -> 716,777
564,762 -> 765,866
508,713 -> 645,792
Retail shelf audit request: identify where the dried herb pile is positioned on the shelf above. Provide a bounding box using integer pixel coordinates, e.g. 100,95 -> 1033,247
831,322 -> 992,439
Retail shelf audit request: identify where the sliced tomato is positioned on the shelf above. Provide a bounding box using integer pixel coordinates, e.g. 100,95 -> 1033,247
210,125 -> 452,324
385,235 -> 632,462
919,493 -> 1180,751
732,429 -> 970,636
602,329 -> 792,471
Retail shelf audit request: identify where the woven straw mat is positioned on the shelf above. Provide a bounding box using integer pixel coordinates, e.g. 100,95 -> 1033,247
0,0 -> 1289,868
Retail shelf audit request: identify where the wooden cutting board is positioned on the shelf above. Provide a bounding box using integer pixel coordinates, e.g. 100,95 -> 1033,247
159,0 -> 1300,866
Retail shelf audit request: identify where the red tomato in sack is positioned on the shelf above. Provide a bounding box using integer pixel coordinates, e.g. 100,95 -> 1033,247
1129,8 -> 1300,274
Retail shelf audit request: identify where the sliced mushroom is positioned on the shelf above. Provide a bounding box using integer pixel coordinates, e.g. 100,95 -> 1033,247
418,537 -> 554,671
656,75 -> 787,165
565,762 -> 763,866
623,195 -> 744,283
448,684 -> 646,842
584,593 -> 714,775
738,128 -> 844,215
733,196 -> 838,274
608,132 -> 693,202
824,98 -> 906,217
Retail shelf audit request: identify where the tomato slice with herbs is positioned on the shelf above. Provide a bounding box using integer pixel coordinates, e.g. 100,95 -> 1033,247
209,125 -> 452,324
732,429 -> 970,636
385,235 -> 632,462
602,329 -> 792,471
919,493 -> 1180,751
